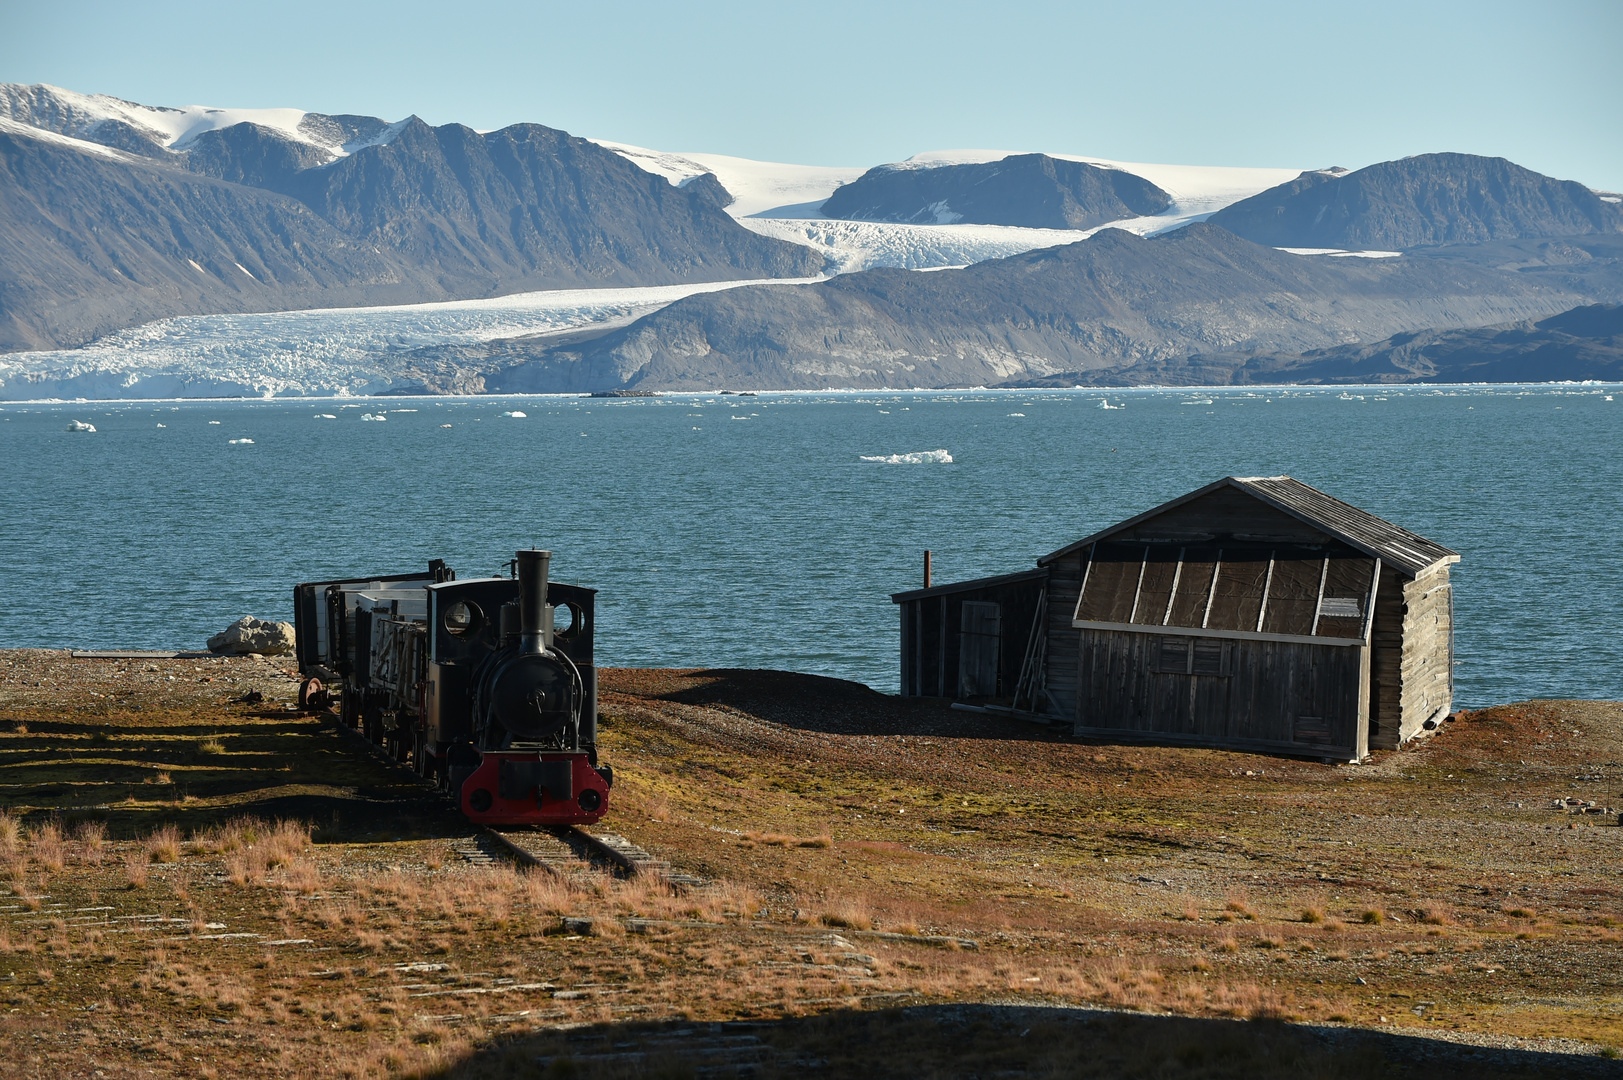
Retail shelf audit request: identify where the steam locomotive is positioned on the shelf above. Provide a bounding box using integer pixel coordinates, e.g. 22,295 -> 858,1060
292,550 -> 611,826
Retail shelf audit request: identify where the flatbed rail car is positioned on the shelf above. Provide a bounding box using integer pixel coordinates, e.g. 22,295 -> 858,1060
293,550 -> 612,826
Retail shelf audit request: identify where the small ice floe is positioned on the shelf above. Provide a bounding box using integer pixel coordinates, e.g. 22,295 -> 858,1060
501,410 -> 527,418
228,438 -> 254,445
155,423 -> 166,428
1180,398 -> 1213,406
1097,400 -> 1124,410
208,420 -> 222,425
1006,412 -> 1025,417
439,423 -> 452,429
860,449 -> 953,464
66,420 -> 96,432
360,413 -> 386,421
731,415 -> 750,421
392,409 -> 418,413
314,413 -> 337,420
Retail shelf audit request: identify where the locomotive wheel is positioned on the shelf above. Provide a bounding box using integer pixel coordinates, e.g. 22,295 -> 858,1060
297,678 -> 328,711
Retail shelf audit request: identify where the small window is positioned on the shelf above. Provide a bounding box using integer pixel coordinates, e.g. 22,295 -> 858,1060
553,601 -> 583,640
1153,635 -> 1230,676
444,600 -> 482,636
1192,638 -> 1228,676
1155,636 -> 1189,673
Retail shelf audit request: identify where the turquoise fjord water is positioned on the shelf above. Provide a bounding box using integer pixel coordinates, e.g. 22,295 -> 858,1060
2,385 -> 1619,707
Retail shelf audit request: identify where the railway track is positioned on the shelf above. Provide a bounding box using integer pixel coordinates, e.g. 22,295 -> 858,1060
320,705 -> 695,884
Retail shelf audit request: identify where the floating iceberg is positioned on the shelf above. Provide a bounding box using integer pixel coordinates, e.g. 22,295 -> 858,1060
860,449 -> 953,464
360,413 -> 386,421
66,420 -> 95,432
228,438 -> 254,445
501,410 -> 527,418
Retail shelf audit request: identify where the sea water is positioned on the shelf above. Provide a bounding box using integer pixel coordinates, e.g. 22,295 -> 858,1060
2,385 -> 1619,707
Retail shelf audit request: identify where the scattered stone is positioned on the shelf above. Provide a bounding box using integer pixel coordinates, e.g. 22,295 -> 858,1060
559,916 -> 595,935
207,617 -> 295,656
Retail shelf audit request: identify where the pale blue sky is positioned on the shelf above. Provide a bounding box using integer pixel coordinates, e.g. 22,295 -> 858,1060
5,0 -> 1620,188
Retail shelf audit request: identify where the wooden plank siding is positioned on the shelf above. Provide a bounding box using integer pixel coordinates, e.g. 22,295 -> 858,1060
1368,566 -> 1407,750
1075,629 -> 1366,759
1044,553 -> 1084,716
896,573 -> 1046,701
1399,567 -> 1454,741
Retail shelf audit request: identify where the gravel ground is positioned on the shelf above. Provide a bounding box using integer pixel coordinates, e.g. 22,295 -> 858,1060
2,652 -> 1622,1076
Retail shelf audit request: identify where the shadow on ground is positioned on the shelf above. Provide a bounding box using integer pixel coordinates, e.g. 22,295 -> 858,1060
428,1004 -> 1617,1079
614,668 -> 1074,744
0,708 -> 463,842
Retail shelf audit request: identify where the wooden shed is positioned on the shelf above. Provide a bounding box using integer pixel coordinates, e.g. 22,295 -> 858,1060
891,569 -> 1046,701
898,477 -> 1458,761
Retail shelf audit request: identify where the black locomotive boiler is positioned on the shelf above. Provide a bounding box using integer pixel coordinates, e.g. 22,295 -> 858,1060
293,549 -> 612,826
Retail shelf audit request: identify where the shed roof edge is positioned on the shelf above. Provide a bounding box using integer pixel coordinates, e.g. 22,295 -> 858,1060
890,567 -> 1047,604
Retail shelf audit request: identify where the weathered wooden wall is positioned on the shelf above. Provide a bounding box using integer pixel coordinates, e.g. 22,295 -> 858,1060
1399,567 -> 1453,741
1044,553 -> 1084,716
1368,565 -> 1453,749
1074,629 -> 1365,758
1368,565 -> 1406,750
898,575 -> 1045,700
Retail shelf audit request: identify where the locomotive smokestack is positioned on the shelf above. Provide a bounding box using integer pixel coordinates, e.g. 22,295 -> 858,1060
516,549 -> 552,655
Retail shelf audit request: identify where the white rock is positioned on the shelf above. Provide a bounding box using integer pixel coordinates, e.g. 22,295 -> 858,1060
207,616 -> 296,656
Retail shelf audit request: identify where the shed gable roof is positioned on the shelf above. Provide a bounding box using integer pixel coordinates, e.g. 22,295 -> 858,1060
1039,476 -> 1458,578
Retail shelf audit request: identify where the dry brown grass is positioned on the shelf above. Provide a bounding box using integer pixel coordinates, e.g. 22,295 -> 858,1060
144,824 -> 182,864
0,810 -> 20,857
71,820 -> 106,865
1179,895 -> 1200,921
820,898 -> 874,931
1299,904 -> 1325,924
1421,903 -> 1455,927
122,847 -> 148,888
196,737 -> 226,755
29,821 -> 66,873
1360,907 -> 1385,925
643,791 -> 672,822
1223,896 -> 1258,921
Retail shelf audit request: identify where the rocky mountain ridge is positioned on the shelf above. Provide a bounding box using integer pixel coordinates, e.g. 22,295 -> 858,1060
1209,153 -> 1623,250
0,84 -> 823,353
820,154 -> 1171,230
438,224 -> 1623,393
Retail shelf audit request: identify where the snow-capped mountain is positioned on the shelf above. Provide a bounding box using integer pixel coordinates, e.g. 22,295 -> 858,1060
0,83 -> 821,355
592,140 -> 1306,272
4,81 -> 1622,399
0,82 -> 406,161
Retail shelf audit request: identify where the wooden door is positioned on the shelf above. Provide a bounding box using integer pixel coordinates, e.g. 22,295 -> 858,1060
958,601 -> 1002,699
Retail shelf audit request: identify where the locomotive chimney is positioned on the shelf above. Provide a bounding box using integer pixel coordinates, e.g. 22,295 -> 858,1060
516,549 -> 553,655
